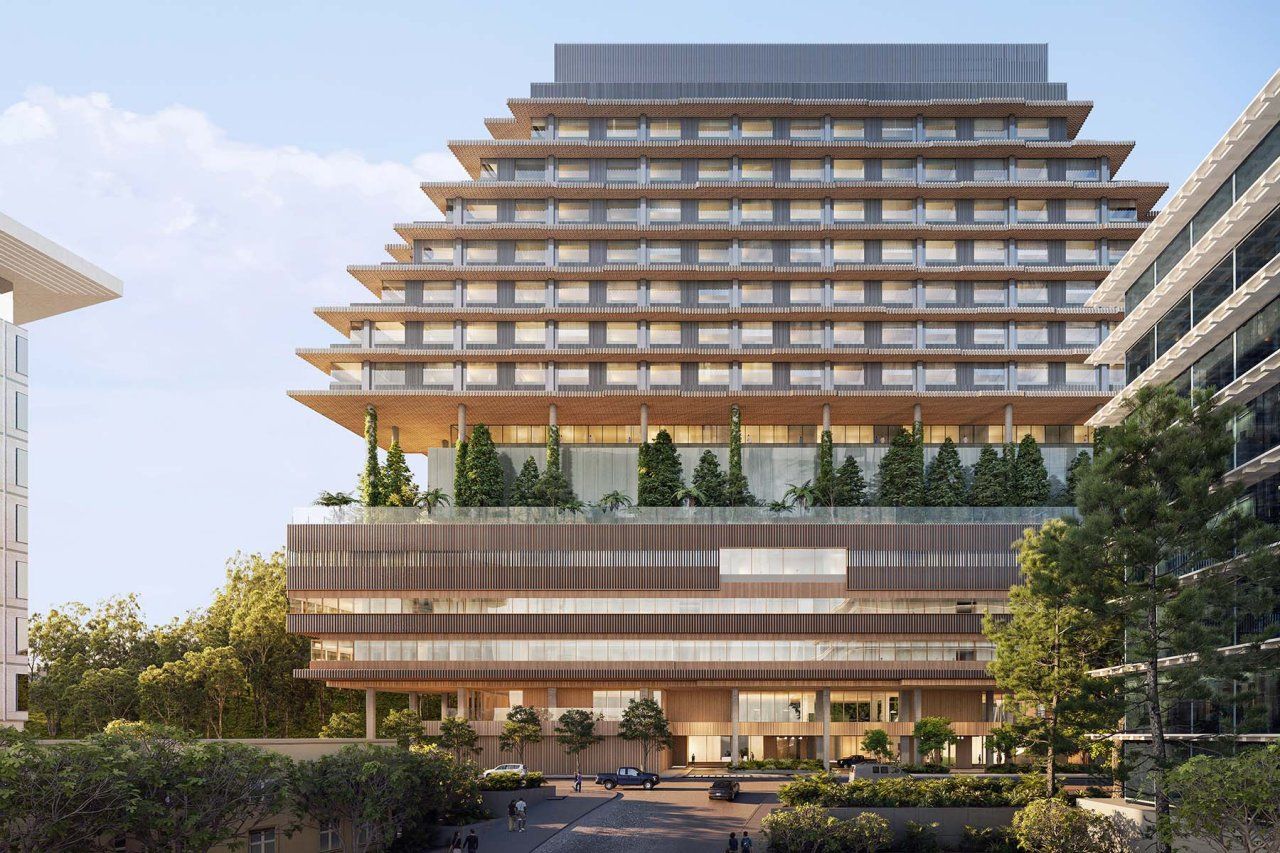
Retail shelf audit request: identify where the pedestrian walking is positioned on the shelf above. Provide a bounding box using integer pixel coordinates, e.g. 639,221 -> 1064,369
515,795 -> 528,832
573,769 -> 582,792
463,828 -> 479,851
447,831 -> 462,852
726,830 -> 739,852
741,830 -> 753,852
506,798 -> 518,832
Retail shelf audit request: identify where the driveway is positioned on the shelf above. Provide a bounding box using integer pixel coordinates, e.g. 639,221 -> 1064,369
534,779 -> 782,853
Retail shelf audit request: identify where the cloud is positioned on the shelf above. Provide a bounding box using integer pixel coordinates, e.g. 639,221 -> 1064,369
0,88 -> 465,621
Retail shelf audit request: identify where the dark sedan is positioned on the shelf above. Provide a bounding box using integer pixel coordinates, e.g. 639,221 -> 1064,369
708,779 -> 741,801
835,754 -> 869,768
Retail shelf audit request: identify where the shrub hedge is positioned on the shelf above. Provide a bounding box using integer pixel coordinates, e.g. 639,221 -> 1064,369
731,758 -> 825,771
777,773 -> 1042,808
478,770 -> 545,791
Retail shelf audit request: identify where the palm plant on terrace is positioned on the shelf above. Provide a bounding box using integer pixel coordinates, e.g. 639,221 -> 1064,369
673,485 -> 708,508
782,481 -> 822,510
595,491 -> 634,513
314,491 -> 356,506
416,489 -> 451,514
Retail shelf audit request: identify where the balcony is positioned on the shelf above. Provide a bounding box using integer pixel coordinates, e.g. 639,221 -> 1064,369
292,505 -> 1075,525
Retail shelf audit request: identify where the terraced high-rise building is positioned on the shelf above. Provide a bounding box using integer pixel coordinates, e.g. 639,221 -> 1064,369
288,44 -> 1162,772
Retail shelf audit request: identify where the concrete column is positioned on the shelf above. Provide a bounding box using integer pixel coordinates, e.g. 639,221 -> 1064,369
821,403 -> 831,432
408,691 -> 419,715
457,404 -> 467,439
640,403 -> 649,440
441,693 -> 449,721
912,402 -> 922,427
549,403 -> 558,428
730,688 -> 740,765
457,688 -> 467,720
1003,403 -> 1014,444
365,689 -> 377,740
391,426 -> 401,445
820,687 -> 832,769
914,689 -> 923,722
547,687 -> 557,710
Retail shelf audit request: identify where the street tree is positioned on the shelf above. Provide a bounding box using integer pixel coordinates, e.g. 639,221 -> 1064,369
498,705 -> 544,766
555,709 -> 605,775
439,716 -> 482,764
912,717 -> 958,765
618,697 -> 673,772
861,728 -> 895,763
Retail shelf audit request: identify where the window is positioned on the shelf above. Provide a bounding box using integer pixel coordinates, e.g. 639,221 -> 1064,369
557,363 -> 590,386
422,322 -> 452,345
924,159 -> 956,181
15,561 -> 27,598
833,159 -> 865,180
698,159 -> 731,180
514,158 -> 545,180
557,322 -> 589,345
832,119 -> 865,139
1065,241 -> 1098,263
741,118 -> 774,138
923,118 -> 956,140
972,282 -> 1007,305
880,199 -> 915,223
789,200 -> 823,222
881,322 -> 915,346
606,159 -> 639,181
649,322 -> 681,345
556,159 -> 590,181
740,200 -> 773,222
649,159 -> 682,181
1065,159 -> 1101,181
1014,159 -> 1048,181
832,240 -> 865,263
465,242 -> 498,263
923,323 -> 956,346
698,363 -> 729,385
556,201 -> 591,223
14,614 -> 27,656
697,119 -> 731,138
479,160 -> 499,179
880,281 -> 914,305
740,159 -> 774,180
372,321 -> 406,345
924,363 -> 957,385
607,200 -> 639,223
1015,118 -> 1051,140
1016,363 -> 1049,385
881,119 -> 914,141
924,200 -> 956,222
740,241 -> 773,263
319,822 -> 342,853
514,200 -> 547,222
464,281 -> 497,304
924,241 -> 957,263
833,363 -> 865,385
973,118 -> 1006,139
420,241 -> 454,263
973,365 -> 1006,386
833,281 -> 865,304
464,323 -> 497,345
697,242 -> 731,263
1016,241 -> 1049,263
650,239 -> 680,262
698,323 -> 731,345
881,363 -> 914,386
557,281 -> 589,304
379,283 -> 405,303
14,391 -> 28,432
607,281 -> 638,304
790,159 -> 823,180
464,201 -> 497,222
720,548 -> 847,576
608,241 -> 640,263
972,159 -> 1007,180
649,363 -> 681,386
1065,281 -> 1095,304
648,119 -> 681,139
1016,323 -> 1049,345
790,241 -> 823,264
1065,322 -> 1099,345
1065,199 -> 1098,222
606,363 -> 639,386
790,322 -> 823,345
740,283 -> 773,305
881,240 -> 914,263
833,322 -> 865,345
790,281 -> 823,304
1108,240 -> 1134,264
1016,200 -> 1049,223
422,364 -> 452,385
833,200 -> 865,222
557,242 -> 589,263
741,362 -> 774,385
515,241 -> 547,264
648,200 -> 682,222
607,323 -> 639,345
789,118 -> 823,139
1017,282 -> 1049,304
422,283 -> 455,305
790,364 -> 823,386
1109,200 -> 1138,222
598,117 -> 637,138
741,322 -> 773,345
924,282 -> 956,304
648,281 -> 681,305
973,199 -> 1007,223
1065,363 -> 1096,385
514,281 -> 546,305
972,323 -> 1007,346
698,200 -> 731,222
557,119 -> 589,138
881,159 -> 915,180
514,322 -> 546,345
371,364 -> 406,388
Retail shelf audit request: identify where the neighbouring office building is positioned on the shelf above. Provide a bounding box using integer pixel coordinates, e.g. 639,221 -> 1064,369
288,43 -> 1161,772
1086,69 -> 1280,797
0,213 -> 122,728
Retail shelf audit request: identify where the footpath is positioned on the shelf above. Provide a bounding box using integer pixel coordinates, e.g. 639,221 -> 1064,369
430,789 -> 617,852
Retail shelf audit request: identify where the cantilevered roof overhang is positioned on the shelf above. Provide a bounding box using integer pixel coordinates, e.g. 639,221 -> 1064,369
0,212 -> 123,324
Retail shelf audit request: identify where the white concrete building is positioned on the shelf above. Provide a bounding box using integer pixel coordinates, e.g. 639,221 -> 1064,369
0,212 -> 122,727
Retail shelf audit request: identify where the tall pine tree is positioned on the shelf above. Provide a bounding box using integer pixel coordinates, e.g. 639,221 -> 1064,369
1064,449 -> 1091,506
509,457 -> 541,506
1012,433 -> 1051,506
380,433 -> 419,507
923,437 -> 966,506
463,425 -> 505,506
814,429 -> 836,506
357,405 -> 383,507
638,429 -> 684,506
453,439 -> 470,506
876,426 -> 924,507
968,446 -> 1008,507
833,456 -> 866,506
535,425 -> 576,506
725,405 -> 756,506
691,450 -> 727,507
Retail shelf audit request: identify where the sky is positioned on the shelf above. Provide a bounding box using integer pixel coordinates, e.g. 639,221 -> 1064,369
2,0 -> 1278,624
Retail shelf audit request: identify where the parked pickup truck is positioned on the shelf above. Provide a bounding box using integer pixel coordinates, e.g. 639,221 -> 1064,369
595,766 -> 661,790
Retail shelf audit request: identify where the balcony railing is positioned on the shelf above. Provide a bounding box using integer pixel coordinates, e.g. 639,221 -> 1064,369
292,505 -> 1076,525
